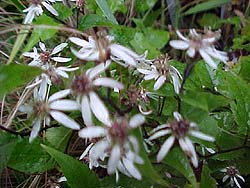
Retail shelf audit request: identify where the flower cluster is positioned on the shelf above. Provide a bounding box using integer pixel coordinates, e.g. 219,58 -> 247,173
17,2 -> 238,185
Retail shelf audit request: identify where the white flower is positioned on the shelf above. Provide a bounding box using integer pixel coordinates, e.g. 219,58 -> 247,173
23,42 -> 71,66
69,32 -> 149,67
170,29 -> 229,69
78,114 -> 145,181
23,0 -> 62,24
19,83 -> 80,143
221,166 -> 245,188
148,112 -> 214,167
52,62 -> 123,126
137,54 -> 182,94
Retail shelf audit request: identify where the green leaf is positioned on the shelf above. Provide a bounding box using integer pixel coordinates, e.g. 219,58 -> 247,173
7,25 -> 31,64
163,147 -> 197,187
182,90 -> 230,112
0,64 -> 42,99
10,0 -> 26,12
79,14 -> 114,30
24,15 -> 60,52
53,3 -> 73,21
95,0 -> 118,24
200,165 -> 217,188
198,13 -> 222,29
134,129 -> 169,186
183,0 -> 231,16
130,32 -> 159,58
42,144 -> 100,188
215,70 -> 250,134
238,56 -> 250,82
46,126 -> 72,152
0,131 -> 18,173
8,138 -> 54,173
101,174 -> 155,188
144,28 -> 169,50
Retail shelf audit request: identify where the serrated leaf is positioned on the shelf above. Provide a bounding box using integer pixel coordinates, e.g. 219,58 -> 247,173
215,70 -> 250,134
0,64 -> 42,99
183,0 -> 231,16
95,0 -> 118,24
163,147 -> 197,187
42,144 -> 100,188
8,138 -> 54,173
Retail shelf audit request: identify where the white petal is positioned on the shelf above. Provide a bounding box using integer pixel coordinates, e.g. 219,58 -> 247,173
51,43 -> 68,55
173,111 -> 182,121
122,157 -> 142,180
110,45 -> 137,66
78,126 -> 106,139
50,111 -> 80,130
234,177 -> 242,188
144,72 -> 158,80
90,139 -> 109,161
148,130 -> 171,141
157,136 -> 175,162
222,175 -> 229,182
128,136 -> 139,153
236,174 -> 245,182
89,92 -> 111,126
19,105 -> 33,113
51,57 -> 71,62
176,30 -> 189,42
87,62 -> 109,80
129,114 -> 145,128
107,145 -> 121,174
154,75 -> 166,90
23,52 -> 37,58
50,100 -> 79,111
38,77 -> 48,101
69,37 -> 90,47
80,143 -> 94,160
39,42 -> 46,52
150,124 -> 170,134
187,47 -> 196,58
189,131 -> 215,142
199,49 -> 217,69
81,95 -> 93,126
29,119 -> 41,143
48,89 -> 71,102
171,73 -> 181,94
93,78 -> 124,90
71,48 -> 99,61
41,2 -> 58,16
170,40 -> 189,50
184,137 -> 198,168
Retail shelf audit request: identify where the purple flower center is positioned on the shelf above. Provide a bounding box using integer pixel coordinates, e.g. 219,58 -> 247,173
40,52 -> 50,63
226,166 -> 238,177
33,101 -> 48,117
171,119 -> 190,139
71,74 -> 92,94
108,119 -> 129,145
